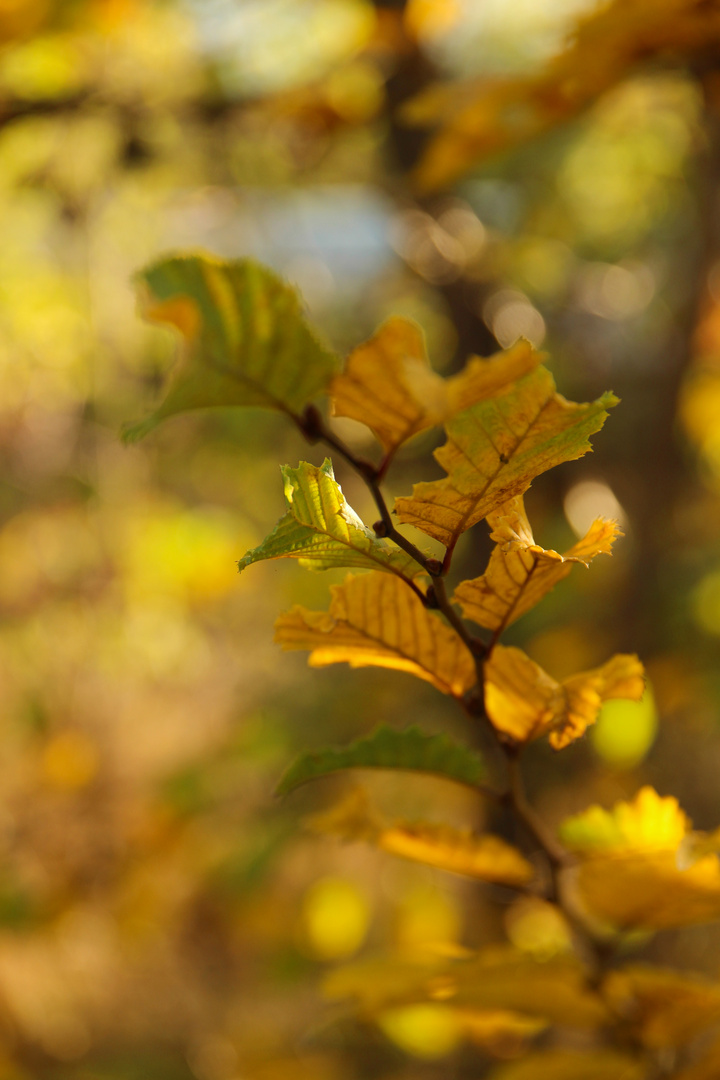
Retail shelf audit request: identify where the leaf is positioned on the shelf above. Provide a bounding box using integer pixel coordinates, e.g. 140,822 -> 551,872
602,965 -> 720,1049
453,496 -> 620,634
276,724 -> 486,796
486,1048 -> 645,1080
309,788 -> 533,886
238,459 -> 425,580
405,0 -> 720,191
394,365 -> 617,550
559,787 -> 720,931
274,571 -> 477,698
330,318 -> 540,457
674,1035 -> 720,1080
325,946 -> 609,1030
483,646 -> 645,749
124,253 -> 340,441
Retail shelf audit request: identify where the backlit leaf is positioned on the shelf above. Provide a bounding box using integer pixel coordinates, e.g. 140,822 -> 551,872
454,496 -> 619,633
602,965 -> 720,1049
309,788 -> 533,886
331,318 -> 540,457
124,253 -> 340,441
486,1048 -> 645,1080
276,723 -> 486,796
484,646 -> 645,749
394,366 -> 617,550
559,787 -> 720,931
274,571 -> 477,698
325,946 -> 609,1030
238,459 -> 425,579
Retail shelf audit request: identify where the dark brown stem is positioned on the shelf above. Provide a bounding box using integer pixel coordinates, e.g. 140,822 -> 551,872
299,406 -> 436,576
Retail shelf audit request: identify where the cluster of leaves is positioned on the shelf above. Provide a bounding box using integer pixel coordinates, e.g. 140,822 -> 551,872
126,250 -> 720,1077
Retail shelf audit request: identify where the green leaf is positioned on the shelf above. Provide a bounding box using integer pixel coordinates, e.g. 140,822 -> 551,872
238,459 -> 425,579
276,724 -> 486,796
124,253 -> 340,441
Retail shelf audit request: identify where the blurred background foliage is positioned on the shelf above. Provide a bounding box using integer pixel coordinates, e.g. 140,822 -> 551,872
2,0 -> 720,1076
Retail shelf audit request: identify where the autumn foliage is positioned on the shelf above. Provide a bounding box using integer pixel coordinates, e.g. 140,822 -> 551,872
125,239 -> 720,1078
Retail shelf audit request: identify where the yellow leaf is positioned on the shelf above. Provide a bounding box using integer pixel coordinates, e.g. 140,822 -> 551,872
331,319 -> 539,458
560,788 -> 720,931
407,0 -> 720,191
309,788 -> 534,887
454,495 -> 619,634
325,945 -> 609,1030
483,646 -> 645,748
394,365 -> 616,551
274,571 -> 477,699
603,965 -> 720,1049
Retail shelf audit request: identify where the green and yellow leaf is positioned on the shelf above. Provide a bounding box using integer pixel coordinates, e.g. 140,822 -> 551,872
486,1047 -> 645,1080
484,646 -> 644,749
124,253 -> 339,441
602,965 -> 720,1050
325,946 -> 609,1030
238,459 -> 425,579
331,318 -> 540,456
309,788 -> 533,886
394,365 -> 617,550
276,723 -> 486,796
559,787 -> 720,931
274,571 -> 477,699
454,496 -> 619,633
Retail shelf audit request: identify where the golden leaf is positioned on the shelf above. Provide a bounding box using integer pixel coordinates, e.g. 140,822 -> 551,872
483,646 -> 645,748
274,571 -> 477,699
407,0 -> 720,191
454,495 -> 619,634
325,945 -> 609,1030
394,365 -> 616,550
603,965 -> 720,1049
331,319 -> 539,458
309,788 -> 534,887
559,788 -> 720,931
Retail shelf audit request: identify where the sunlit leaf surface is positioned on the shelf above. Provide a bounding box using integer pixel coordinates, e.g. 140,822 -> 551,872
454,495 -> 619,633
395,366 -> 616,550
125,253 -> 340,440
274,571 -> 477,698
560,788 -> 720,930
276,723 -> 486,795
331,318 -> 539,456
484,645 -> 644,748
238,459 -> 425,579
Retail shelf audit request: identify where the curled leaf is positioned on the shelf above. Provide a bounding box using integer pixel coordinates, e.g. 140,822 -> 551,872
125,253 -> 339,440
238,459 -> 425,579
